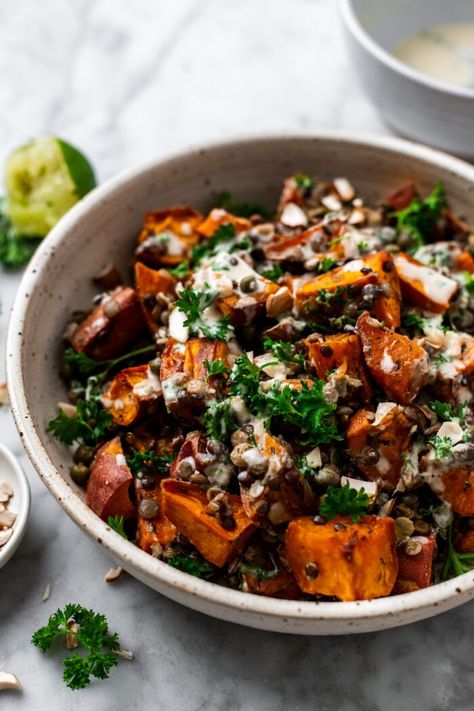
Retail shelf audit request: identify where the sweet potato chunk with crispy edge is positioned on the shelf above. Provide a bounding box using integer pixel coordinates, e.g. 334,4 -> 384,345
295,252 -> 401,328
136,206 -> 202,267
197,208 -> 252,238
440,467 -> 474,516
134,262 -> 176,334
70,287 -> 146,361
286,515 -> 398,601
264,223 -> 329,262
304,333 -> 372,404
86,437 -> 135,521
217,277 -> 279,327
394,252 -> 458,314
277,176 -> 306,212
135,478 -> 177,553
386,182 -> 418,211
347,404 -> 414,487
455,251 -> 474,274
239,422 -> 314,525
393,536 -> 436,594
170,431 -> 207,479
242,567 -> 301,599
161,479 -> 257,567
160,338 -> 228,420
102,365 -> 162,427
357,312 -> 429,404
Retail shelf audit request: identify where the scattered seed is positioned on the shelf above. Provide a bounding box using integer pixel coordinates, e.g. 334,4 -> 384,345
405,539 -> 422,556
116,649 -> 134,661
42,583 -> 52,602
0,510 -> 16,528
105,566 -> 124,582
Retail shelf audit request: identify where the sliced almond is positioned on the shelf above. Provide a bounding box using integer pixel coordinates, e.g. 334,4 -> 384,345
57,402 -> 77,418
321,194 -> 342,212
116,648 -> 133,661
105,566 -> 124,582
64,622 -> 80,650
0,672 -> 21,691
266,287 -> 293,318
0,511 -> 16,528
42,583 -> 52,602
0,383 -> 9,407
0,481 -> 13,502
0,529 -> 13,547
333,177 -> 356,202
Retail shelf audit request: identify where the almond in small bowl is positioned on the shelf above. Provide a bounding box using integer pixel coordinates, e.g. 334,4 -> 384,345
0,444 -> 30,570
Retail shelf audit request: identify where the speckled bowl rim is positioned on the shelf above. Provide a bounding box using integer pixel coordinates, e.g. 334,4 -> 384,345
340,0 -> 474,100
7,132 -> 474,630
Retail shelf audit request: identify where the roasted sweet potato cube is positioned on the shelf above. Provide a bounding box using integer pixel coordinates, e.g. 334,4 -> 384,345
70,287 -> 146,361
456,251 -> 474,274
134,262 -> 176,333
295,251 -> 401,328
393,535 -> 436,594
86,437 -> 135,521
347,404 -> 414,487
242,567 -> 301,599
277,175 -> 307,212
386,182 -> 418,211
305,333 -> 372,403
264,223 -> 329,262
161,479 -> 257,567
440,467 -> 474,516
239,422 -> 314,524
357,312 -> 429,403
160,338 -> 229,419
197,208 -> 252,238
286,515 -> 398,601
394,252 -> 458,314
135,478 -> 177,553
136,206 -> 202,267
101,365 -> 162,427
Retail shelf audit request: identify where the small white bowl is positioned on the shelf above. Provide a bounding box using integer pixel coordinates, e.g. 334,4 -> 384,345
0,443 -> 30,569
340,0 -> 474,159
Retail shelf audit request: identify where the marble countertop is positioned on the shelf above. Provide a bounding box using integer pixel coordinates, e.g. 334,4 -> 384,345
0,0 -> 472,709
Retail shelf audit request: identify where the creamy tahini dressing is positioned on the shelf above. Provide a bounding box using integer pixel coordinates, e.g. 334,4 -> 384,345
394,23 -> 474,88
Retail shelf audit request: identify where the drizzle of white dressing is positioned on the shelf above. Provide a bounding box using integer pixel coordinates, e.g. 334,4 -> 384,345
394,24 -> 474,89
254,352 -> 291,380
115,453 -> 127,467
394,255 -> 458,306
132,367 -> 161,399
342,258 -> 364,273
162,373 -> 185,406
375,456 -> 391,475
195,252 -> 266,297
333,177 -> 355,202
168,308 -> 190,343
165,232 -> 186,256
380,349 -> 396,374
280,202 -> 308,228
242,447 -> 267,469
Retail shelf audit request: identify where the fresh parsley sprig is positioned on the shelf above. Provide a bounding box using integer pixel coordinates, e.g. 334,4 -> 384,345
442,525 -> 474,579
429,401 -> 467,422
263,337 -> 304,366
429,435 -> 453,460
47,386 -> 113,446
260,264 -> 283,282
204,358 -> 231,377
320,483 -> 370,523
32,604 -> 124,690
126,449 -> 172,477
203,400 -> 237,441
63,344 -> 157,383
174,288 -> 232,340
166,553 -> 213,578
391,182 -> 446,252
107,515 -> 128,539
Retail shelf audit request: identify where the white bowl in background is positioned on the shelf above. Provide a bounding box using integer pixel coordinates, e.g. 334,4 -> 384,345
0,443 -> 30,569
339,0 -> 474,159
7,133 -> 474,634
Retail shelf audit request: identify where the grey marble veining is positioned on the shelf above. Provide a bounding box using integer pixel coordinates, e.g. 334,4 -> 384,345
0,1 -> 471,709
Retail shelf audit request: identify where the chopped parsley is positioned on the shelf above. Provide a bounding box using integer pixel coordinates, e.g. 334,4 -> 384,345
168,261 -> 190,278
429,401 -> 467,422
215,191 -> 273,220
240,556 -> 279,580
261,263 -> 283,282
32,604 -> 122,690
203,399 -> 236,441
166,553 -> 213,578
293,173 -> 313,192
63,344 -> 157,383
391,182 -> 446,252
174,288 -> 232,340
295,455 -> 317,480
229,353 -> 265,412
434,352 -> 452,367
47,383 -> 113,446
318,256 -> 337,273
191,223 -> 237,265
107,515 -> 128,539
442,525 -> 474,580
204,358 -> 231,377
319,483 -> 370,523
126,450 -> 172,477
263,337 -> 304,365
402,312 -> 428,331
429,435 -> 453,460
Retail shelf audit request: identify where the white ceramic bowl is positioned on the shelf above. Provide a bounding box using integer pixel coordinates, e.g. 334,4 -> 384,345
340,0 -> 474,159
7,133 -> 474,634
0,443 -> 30,569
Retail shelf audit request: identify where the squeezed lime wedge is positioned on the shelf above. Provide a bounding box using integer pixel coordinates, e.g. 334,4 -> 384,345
4,136 -> 96,236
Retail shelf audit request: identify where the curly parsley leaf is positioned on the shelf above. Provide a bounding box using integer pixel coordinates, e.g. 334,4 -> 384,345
174,288 -> 232,340
295,455 -> 317,480
204,358 -> 231,377
429,400 -> 467,422
214,191 -> 273,220
168,261 -> 190,278
107,515 -> 127,539
191,223 -> 237,265
293,173 -> 313,192
47,384 -> 113,446
442,525 -> 474,580
320,483 -> 370,523
203,399 -> 237,441
126,449 -> 172,477
429,435 -> 453,460
240,555 -> 279,580
260,264 -> 283,282
229,353 -> 265,412
263,337 -> 304,365
165,553 -> 213,578
32,604 -> 122,690
391,182 -> 446,252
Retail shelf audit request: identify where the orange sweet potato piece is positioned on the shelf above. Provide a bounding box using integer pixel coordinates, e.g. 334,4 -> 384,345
135,478 -> 177,553
170,431 -> 207,479
134,262 -> 176,333
217,275 -> 280,326
346,404 -> 414,487
238,422 -> 314,525
357,312 -> 429,403
197,208 -> 252,238
440,467 -> 474,516
393,536 -> 436,594
277,176 -> 306,212
286,515 -> 398,601
264,223 -> 329,262
386,182 -> 418,211
86,437 -> 135,521
136,206 -> 202,267
242,567 -> 301,599
295,252 -> 401,328
455,530 -> 474,553
394,252 -> 458,314
161,479 -> 257,567
102,365 -> 162,427
456,251 -> 474,274
71,287 -> 146,361
304,333 -> 372,403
